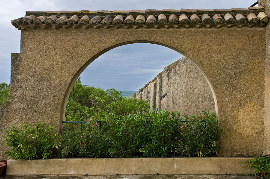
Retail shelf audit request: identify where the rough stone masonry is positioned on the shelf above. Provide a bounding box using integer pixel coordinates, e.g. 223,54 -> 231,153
133,57 -> 216,115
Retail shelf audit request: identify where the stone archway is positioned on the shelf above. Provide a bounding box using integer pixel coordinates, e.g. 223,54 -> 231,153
0,8 -> 268,159
60,41 -> 219,129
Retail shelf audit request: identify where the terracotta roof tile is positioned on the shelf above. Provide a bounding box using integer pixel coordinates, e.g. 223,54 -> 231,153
12,8 -> 268,30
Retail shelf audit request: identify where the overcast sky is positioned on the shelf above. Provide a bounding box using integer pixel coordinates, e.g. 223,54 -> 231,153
0,0 -> 256,91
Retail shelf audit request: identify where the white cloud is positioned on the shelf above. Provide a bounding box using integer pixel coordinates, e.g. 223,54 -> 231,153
127,68 -> 164,75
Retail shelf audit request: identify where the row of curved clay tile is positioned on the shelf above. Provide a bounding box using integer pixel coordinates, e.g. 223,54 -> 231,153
12,12 -> 269,29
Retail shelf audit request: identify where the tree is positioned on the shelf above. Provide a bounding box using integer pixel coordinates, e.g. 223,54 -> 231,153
0,80 -> 150,120
65,79 -> 150,121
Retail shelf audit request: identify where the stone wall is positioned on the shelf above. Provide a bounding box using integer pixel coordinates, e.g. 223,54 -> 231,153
133,57 -> 216,115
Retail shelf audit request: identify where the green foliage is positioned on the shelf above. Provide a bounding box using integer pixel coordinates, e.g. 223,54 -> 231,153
5,79 -> 221,160
60,111 -> 221,158
249,157 -> 270,178
0,83 -> 10,110
68,79 -> 120,112
181,112 -> 220,157
5,123 -> 61,160
65,79 -> 150,121
136,110 -> 184,157
61,122 -> 110,158
65,98 -> 94,121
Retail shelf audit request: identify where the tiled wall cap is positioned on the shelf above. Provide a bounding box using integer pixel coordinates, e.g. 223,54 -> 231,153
12,8 -> 269,30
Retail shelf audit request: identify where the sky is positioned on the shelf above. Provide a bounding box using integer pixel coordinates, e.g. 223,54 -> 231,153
0,0 -> 256,91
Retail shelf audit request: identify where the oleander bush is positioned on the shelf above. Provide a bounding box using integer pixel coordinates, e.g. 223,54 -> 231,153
181,113 -> 221,157
6,111 -> 221,159
60,111 -> 220,158
6,123 -> 61,160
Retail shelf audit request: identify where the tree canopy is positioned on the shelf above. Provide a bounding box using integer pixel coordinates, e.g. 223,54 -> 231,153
65,79 -> 150,121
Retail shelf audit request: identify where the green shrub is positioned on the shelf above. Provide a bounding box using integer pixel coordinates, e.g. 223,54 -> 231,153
6,123 -> 61,160
65,79 -> 150,121
60,122 -> 110,158
60,111 -> 221,158
181,112 -> 220,157
65,98 -> 94,121
248,157 -> 270,178
99,112 -> 150,157
106,97 -> 151,116
5,79 -> 221,159
6,111 -> 220,159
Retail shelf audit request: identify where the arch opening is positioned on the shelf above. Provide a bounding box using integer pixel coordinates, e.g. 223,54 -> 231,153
60,41 -> 218,126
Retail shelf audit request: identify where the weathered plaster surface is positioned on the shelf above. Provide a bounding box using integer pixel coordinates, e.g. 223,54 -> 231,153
133,57 -> 216,115
7,158 -> 254,176
264,0 -> 270,154
255,0 -> 270,156
0,27 -> 266,159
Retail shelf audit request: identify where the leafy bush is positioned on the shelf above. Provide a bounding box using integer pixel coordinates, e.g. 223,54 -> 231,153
181,112 -> 220,157
248,157 -> 270,178
5,79 -> 221,159
60,111 -> 221,158
65,79 -> 150,121
0,83 -> 10,110
136,110 -> 184,157
5,112 -> 220,159
6,123 -> 61,160
60,122 -> 110,158
65,98 -> 94,121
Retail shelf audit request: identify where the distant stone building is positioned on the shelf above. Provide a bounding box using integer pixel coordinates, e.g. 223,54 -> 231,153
133,57 -> 216,115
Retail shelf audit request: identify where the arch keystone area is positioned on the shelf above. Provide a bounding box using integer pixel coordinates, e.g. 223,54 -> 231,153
1,7 -> 270,159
